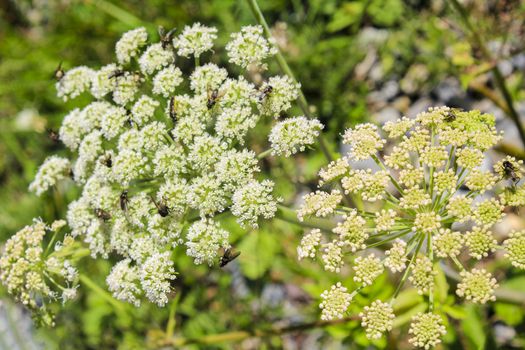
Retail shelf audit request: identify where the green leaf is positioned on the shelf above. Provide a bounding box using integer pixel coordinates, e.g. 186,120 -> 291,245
367,0 -> 404,26
501,276 -> 525,292
393,303 -> 427,328
442,304 -> 467,320
238,230 -> 280,279
495,303 -> 524,326
392,288 -> 423,312
461,305 -> 486,350
327,2 -> 365,32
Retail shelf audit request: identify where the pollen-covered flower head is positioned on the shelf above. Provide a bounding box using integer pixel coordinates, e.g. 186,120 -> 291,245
231,179 -> 281,228
319,282 -> 352,320
298,106 -> 523,346
408,312 -> 447,349
342,123 -> 385,160
456,268 -> 498,304
258,75 -> 301,118
297,229 -> 322,260
503,230 -> 525,269
360,300 -> 395,339
152,65 -> 183,97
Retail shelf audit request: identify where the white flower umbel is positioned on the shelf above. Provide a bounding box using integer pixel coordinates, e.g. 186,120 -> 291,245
173,23 -> 217,58
226,25 -> 277,69
360,300 -> 395,339
106,259 -> 142,307
258,75 -> 300,117
152,65 -> 183,97
186,219 -> 230,266
139,43 -> 174,75
56,66 -> 94,101
269,116 -> 323,156
16,24 -> 325,314
115,27 -> 148,64
91,63 -> 118,99
139,251 -> 176,307
29,156 -> 71,195
297,106 -> 524,348
297,229 -> 322,260
456,269 -> 498,304
503,230 -> 525,269
231,179 -> 280,228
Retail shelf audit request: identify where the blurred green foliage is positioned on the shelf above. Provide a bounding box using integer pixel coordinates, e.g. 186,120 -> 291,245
1,0 -> 525,349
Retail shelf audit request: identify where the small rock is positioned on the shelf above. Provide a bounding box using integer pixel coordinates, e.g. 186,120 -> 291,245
512,53 -> 525,70
497,59 -> 513,77
373,107 -> 401,124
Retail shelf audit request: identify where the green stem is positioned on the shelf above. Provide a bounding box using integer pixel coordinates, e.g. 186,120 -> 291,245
79,274 -> 127,312
371,154 -> 404,195
366,229 -> 411,249
165,294 -> 180,339
257,149 -> 272,159
390,234 -> 424,304
450,255 -> 465,271
44,229 -> 60,256
276,205 -> 334,231
427,232 -> 434,312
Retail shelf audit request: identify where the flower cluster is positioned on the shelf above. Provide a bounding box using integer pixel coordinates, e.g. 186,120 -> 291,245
24,24 -> 322,310
297,106 -> 525,346
0,220 -> 81,326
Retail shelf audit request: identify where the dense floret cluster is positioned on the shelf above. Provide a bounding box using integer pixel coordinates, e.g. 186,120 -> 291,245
17,25 -> 322,310
0,220 -> 82,326
297,106 -> 525,347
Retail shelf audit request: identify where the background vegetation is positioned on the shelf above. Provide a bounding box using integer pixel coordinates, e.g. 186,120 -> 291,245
1,0 -> 524,349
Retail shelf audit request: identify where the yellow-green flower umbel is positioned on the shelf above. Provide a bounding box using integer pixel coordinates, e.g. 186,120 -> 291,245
297,106 -> 525,346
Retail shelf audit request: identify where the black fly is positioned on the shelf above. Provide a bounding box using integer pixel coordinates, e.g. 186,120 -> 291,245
150,195 -> 170,217
158,26 -> 176,50
444,111 -> 456,122
108,69 -> 127,80
502,160 -> 520,183
53,61 -> 65,82
444,108 -> 463,122
120,190 -> 129,211
207,89 -> 220,109
169,96 -> 177,123
47,129 -> 60,143
94,208 -> 111,221
100,154 -> 112,168
258,85 -> 273,102
219,248 -> 241,267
